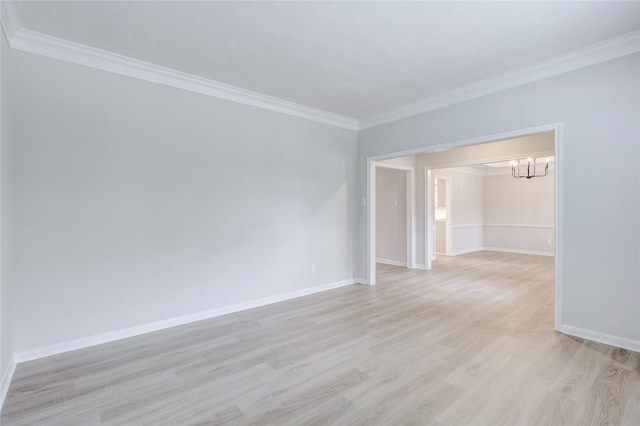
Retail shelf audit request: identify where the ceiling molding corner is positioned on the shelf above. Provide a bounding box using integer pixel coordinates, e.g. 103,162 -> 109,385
8,29 -> 359,131
358,30 -> 640,130
1,0 -> 20,42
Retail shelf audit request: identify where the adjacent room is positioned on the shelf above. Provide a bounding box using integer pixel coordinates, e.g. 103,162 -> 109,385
373,132 -> 555,271
1,1 -> 639,424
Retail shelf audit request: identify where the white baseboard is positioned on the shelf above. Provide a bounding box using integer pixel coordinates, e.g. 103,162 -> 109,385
1,356 -> 16,411
438,247 -> 554,257
449,247 -> 484,256
415,264 -> 427,270
355,277 -> 369,285
482,247 -> 554,257
375,258 -> 407,267
14,279 -> 356,363
561,325 -> 640,353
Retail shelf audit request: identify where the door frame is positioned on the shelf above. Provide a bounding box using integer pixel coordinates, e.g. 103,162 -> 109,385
366,122 -> 562,331
430,173 -> 453,258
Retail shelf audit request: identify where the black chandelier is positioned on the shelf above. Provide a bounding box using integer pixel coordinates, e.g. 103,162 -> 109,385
511,158 -> 549,179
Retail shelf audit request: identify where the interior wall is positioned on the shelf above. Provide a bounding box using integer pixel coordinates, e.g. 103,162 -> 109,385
10,47 -> 358,355
358,53 -> 640,346
377,155 -> 416,169
430,169 -> 483,256
0,28 -> 15,403
450,170 -> 483,254
375,167 -> 407,265
483,169 -> 555,255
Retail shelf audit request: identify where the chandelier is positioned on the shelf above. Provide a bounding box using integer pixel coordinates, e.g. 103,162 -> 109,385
511,158 -> 549,179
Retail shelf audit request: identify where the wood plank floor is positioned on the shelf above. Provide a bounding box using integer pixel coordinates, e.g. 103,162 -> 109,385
2,251 -> 639,425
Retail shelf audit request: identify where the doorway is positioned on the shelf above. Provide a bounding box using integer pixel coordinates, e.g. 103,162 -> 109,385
372,162 -> 416,272
433,175 -> 452,256
366,123 -> 562,330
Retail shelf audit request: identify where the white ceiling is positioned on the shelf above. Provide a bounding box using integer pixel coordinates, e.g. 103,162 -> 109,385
475,157 -> 555,173
12,1 -> 640,120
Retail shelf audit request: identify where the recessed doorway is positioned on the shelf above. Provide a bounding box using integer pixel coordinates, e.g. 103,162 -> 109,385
366,123 -> 561,330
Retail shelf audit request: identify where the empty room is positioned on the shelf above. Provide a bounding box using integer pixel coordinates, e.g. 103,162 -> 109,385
1,1 -> 639,425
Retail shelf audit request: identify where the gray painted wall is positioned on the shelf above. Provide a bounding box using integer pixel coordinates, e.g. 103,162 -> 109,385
9,47 -> 358,354
375,167 -> 407,264
1,29 -> 15,397
358,53 -> 640,344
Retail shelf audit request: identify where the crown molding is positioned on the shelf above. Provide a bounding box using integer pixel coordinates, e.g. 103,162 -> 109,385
6,28 -> 358,130
358,30 -> 640,130
0,0 -> 20,42
1,8 -> 637,133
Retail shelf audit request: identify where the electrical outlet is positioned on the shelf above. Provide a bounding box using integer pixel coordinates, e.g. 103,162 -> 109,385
546,239 -> 552,245
311,264 -> 316,273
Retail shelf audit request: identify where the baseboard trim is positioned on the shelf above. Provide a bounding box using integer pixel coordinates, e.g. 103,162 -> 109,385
415,264 -> 427,270
1,356 -> 16,411
375,258 -> 407,267
483,223 -> 554,230
561,325 -> 640,353
482,247 -> 554,257
355,277 -> 369,285
449,247 -> 484,256
14,279 -> 356,363
440,247 -> 554,257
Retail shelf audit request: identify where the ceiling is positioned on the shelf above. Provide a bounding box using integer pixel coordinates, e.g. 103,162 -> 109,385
11,1 -> 640,121
474,157 -> 555,173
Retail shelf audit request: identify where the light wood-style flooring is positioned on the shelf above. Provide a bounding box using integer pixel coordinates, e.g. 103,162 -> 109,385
2,251 -> 639,425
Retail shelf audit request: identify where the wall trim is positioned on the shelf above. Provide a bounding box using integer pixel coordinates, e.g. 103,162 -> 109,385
14,279 -> 356,363
358,30 -> 640,130
451,224 -> 483,229
0,0 -> 19,42
439,247 -> 554,257
482,247 -> 554,257
0,356 -> 16,411
1,8 -> 637,132
483,223 -> 554,230
355,277 -> 369,285
449,247 -> 484,256
376,258 -> 407,267
6,29 -> 358,131
561,325 -> 640,353
373,162 -> 414,172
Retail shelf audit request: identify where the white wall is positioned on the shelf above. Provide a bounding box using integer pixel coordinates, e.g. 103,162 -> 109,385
9,46 -> 358,356
375,167 -> 407,265
378,155 -> 416,168
359,53 -> 640,347
483,170 -> 555,255
450,170 -> 483,254
1,28 -> 16,405
431,169 -> 483,256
